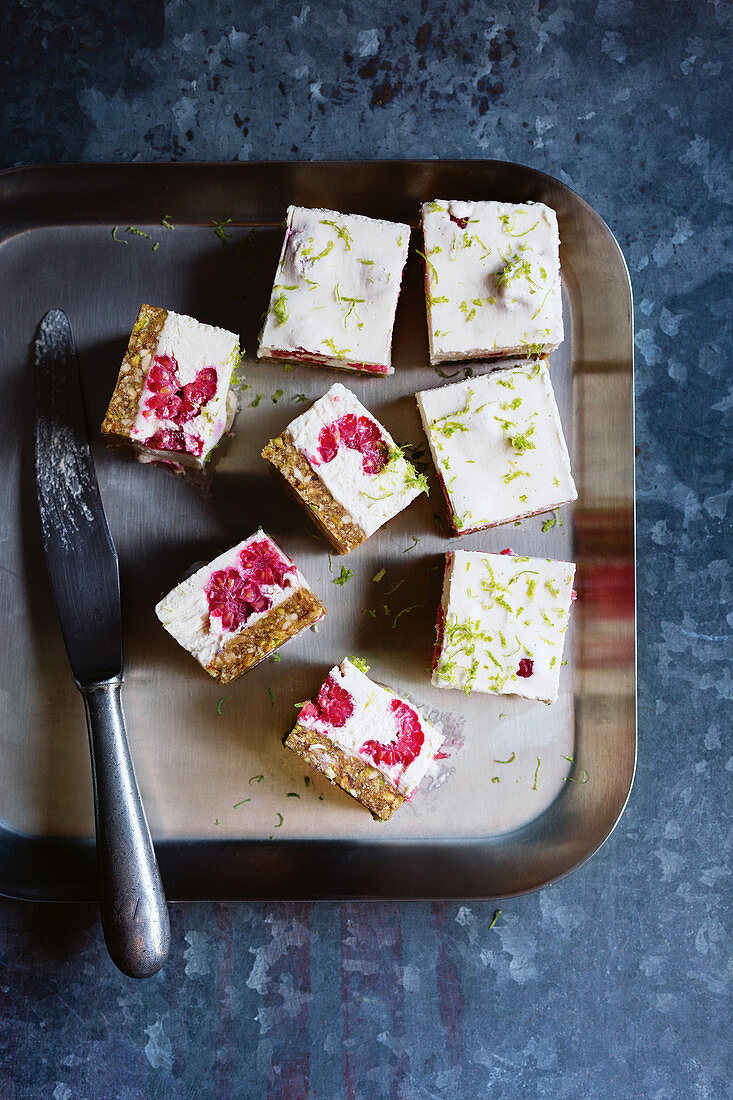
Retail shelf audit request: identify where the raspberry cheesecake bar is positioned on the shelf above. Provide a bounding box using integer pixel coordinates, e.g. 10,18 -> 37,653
262,382 -> 427,553
285,658 -> 445,820
432,550 -> 575,704
420,200 -> 563,365
416,360 -> 576,535
257,206 -> 410,375
102,304 -> 240,469
156,531 -> 325,683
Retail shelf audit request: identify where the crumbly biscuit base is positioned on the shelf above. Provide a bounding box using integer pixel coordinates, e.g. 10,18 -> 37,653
285,724 -> 404,821
205,588 -> 326,684
101,304 -> 168,439
262,433 -> 367,554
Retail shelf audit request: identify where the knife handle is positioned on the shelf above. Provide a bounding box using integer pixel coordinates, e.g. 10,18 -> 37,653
81,679 -> 170,978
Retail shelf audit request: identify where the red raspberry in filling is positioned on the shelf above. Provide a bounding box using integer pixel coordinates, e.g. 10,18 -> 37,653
317,424 -> 339,463
517,658 -> 534,678
448,212 -> 469,228
316,414 -> 389,475
205,567 -> 271,632
360,698 -> 425,772
238,539 -> 294,588
180,367 -> 218,422
500,548 -> 514,556
142,355 -> 219,455
304,675 -> 355,728
148,427 -> 186,453
204,539 -> 294,633
145,355 -> 183,420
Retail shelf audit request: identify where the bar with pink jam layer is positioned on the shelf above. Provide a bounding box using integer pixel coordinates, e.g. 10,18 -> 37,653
416,360 -> 576,535
257,206 -> 410,375
432,549 -> 576,704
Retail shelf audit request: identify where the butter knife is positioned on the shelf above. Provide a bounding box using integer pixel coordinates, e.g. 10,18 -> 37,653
33,309 -> 170,978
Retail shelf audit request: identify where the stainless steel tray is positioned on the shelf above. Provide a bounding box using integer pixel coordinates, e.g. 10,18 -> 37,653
0,162 -> 635,901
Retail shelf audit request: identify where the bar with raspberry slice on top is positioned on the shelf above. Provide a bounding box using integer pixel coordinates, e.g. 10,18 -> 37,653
432,549 -> 576,704
285,658 -> 445,820
416,360 -> 576,535
155,531 -> 325,683
257,206 -> 410,375
102,304 -> 240,469
421,199 -> 563,365
262,382 -> 427,553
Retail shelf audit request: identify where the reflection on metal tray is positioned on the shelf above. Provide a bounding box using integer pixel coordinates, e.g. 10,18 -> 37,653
0,161 -> 635,901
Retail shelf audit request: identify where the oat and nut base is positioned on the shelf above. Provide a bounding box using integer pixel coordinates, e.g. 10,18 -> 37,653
285,724 -> 405,821
205,588 -> 326,684
101,304 -> 167,440
262,433 -> 366,554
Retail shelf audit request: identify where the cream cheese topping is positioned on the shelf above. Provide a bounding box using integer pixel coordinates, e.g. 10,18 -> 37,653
433,550 -> 575,704
131,309 -> 239,461
155,532 -> 311,668
421,200 -> 563,364
258,206 -> 410,372
416,361 -> 576,532
297,658 -> 445,796
287,382 -> 425,536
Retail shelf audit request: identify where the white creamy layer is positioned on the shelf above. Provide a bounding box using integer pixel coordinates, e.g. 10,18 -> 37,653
416,361 -> 576,532
131,308 -> 239,462
287,382 -> 425,536
433,551 -> 575,703
421,200 -> 563,364
258,206 -> 410,370
155,532 -> 308,669
298,659 -> 445,796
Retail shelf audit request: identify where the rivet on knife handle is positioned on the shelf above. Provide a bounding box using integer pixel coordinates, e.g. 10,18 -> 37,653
82,679 -> 170,978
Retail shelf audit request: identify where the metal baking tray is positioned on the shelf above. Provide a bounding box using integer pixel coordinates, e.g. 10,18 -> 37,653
0,161 -> 635,901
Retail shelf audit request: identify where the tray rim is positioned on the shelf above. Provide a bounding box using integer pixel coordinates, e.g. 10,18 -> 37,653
0,158 -> 636,903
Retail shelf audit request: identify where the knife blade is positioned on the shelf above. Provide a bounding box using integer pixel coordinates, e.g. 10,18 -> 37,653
34,309 -> 169,978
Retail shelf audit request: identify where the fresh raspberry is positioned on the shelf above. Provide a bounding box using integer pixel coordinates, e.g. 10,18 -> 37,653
360,698 -> 425,771
148,427 -> 186,453
142,356 -> 218,455
360,440 -> 390,475
146,355 -> 179,393
205,567 -> 271,632
317,424 -> 339,463
239,539 -> 294,588
297,702 -> 320,724
448,212 -> 469,228
316,414 -> 389,475
517,658 -> 534,678
180,367 -> 218,421
312,675 -> 355,728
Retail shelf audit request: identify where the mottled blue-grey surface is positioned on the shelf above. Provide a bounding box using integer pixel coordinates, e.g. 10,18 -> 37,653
2,1 -> 731,1097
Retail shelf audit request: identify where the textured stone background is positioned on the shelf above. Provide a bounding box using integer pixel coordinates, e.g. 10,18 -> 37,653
2,1 -> 731,1097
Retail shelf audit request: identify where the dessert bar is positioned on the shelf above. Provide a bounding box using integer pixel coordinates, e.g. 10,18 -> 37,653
432,549 -> 576,704
285,658 -> 445,820
262,382 -> 427,553
156,531 -> 325,683
258,205 -> 410,374
102,304 -> 240,469
416,360 -> 576,535
420,199 -> 563,365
